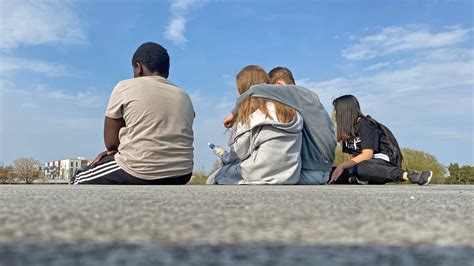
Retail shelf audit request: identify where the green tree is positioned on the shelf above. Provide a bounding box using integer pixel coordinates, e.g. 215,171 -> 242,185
209,160 -> 221,175
460,165 -> 474,184
446,163 -> 474,184
188,161 -> 221,185
447,163 -> 460,184
401,148 -> 446,184
333,144 -> 349,166
188,165 -> 209,185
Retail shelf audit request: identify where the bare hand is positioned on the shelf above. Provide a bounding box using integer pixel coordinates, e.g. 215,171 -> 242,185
223,113 -> 234,128
92,150 -> 117,165
329,165 -> 344,184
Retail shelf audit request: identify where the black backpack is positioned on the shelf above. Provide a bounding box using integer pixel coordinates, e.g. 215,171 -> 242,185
365,115 -> 403,168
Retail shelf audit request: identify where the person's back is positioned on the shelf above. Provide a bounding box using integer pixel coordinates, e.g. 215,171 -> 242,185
236,101 -> 302,184
72,42 -> 194,185
207,65 -> 302,185
109,76 -> 194,179
225,67 -> 336,184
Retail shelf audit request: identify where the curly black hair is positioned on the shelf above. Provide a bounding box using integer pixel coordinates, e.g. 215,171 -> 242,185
132,42 -> 170,78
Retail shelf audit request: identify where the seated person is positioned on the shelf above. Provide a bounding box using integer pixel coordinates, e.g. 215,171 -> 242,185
207,65 -> 303,185
72,42 -> 195,185
223,67 -> 336,184
330,95 -> 432,185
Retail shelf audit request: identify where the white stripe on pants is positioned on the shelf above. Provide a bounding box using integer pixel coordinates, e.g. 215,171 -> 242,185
74,161 -> 121,184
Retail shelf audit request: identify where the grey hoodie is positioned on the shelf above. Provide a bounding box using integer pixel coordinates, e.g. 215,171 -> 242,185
207,104 -> 303,185
233,84 -> 336,172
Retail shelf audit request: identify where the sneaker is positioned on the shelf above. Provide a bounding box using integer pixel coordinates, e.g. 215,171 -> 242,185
407,170 -> 433,185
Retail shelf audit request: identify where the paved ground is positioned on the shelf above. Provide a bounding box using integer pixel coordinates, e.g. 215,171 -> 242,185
0,185 -> 472,265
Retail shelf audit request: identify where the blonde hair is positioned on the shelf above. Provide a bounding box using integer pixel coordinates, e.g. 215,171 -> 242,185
234,65 -> 296,126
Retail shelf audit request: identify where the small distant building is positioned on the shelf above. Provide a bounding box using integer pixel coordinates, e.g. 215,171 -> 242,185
44,157 -> 92,180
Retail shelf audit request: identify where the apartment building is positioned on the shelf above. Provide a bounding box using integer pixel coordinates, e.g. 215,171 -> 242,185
44,157 -> 92,180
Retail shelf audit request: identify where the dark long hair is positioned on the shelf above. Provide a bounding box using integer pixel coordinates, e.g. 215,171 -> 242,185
332,95 -> 364,142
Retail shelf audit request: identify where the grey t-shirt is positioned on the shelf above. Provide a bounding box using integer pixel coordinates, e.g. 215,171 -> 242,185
106,76 -> 194,180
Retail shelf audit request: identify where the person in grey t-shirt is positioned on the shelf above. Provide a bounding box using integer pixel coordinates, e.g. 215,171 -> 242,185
223,67 -> 336,185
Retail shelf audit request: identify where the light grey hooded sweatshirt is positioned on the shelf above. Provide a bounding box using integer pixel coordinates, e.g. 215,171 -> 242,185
232,84 -> 336,173
207,103 -> 303,185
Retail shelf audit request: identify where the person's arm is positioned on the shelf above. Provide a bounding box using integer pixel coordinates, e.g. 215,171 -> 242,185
92,82 -> 125,165
91,116 -> 125,165
330,149 -> 373,183
235,84 -> 307,112
330,119 -> 379,183
225,84 -> 299,128
104,116 -> 125,151
226,83 -> 313,128
104,82 -> 125,150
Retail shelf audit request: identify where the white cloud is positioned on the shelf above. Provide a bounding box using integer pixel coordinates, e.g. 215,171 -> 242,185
20,102 -> 38,109
342,25 -> 472,60
0,1 -> 98,165
3,83 -> 107,109
165,17 -> 188,45
0,57 -> 69,77
301,48 -> 474,112
299,46 -> 473,164
0,78 -> 15,94
38,87 -> 106,109
51,117 -> 104,130
1,83 -> 106,164
364,61 -> 392,72
188,88 -> 236,171
0,0 -> 86,51
164,0 -> 208,45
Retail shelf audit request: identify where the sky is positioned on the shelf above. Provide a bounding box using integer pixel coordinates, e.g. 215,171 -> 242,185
0,0 -> 473,172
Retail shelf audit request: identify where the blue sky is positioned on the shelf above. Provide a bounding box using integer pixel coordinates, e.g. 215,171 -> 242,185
0,0 -> 473,171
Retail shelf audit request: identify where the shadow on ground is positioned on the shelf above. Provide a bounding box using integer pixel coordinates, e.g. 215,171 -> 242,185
1,243 -> 472,266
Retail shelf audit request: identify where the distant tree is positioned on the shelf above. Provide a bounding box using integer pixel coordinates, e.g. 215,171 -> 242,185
401,148 -> 446,184
447,163 -> 460,184
0,165 -> 14,184
459,165 -> 474,184
333,145 -> 349,166
188,161 -> 222,185
446,163 -> 474,184
188,165 -> 209,185
209,160 -> 221,175
12,157 -> 45,184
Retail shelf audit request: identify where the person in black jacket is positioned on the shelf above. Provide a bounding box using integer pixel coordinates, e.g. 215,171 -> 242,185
330,95 -> 432,185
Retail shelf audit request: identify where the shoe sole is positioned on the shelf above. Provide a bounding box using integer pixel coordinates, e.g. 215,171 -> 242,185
421,171 -> 433,186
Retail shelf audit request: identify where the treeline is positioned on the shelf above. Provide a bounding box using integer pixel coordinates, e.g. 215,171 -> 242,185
445,163 -> 474,184
0,157 -> 45,184
1,152 -> 472,184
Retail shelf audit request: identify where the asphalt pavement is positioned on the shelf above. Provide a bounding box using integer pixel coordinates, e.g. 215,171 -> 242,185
0,185 -> 472,265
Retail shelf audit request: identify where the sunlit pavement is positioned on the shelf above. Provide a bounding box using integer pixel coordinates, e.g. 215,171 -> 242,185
0,185 -> 472,265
